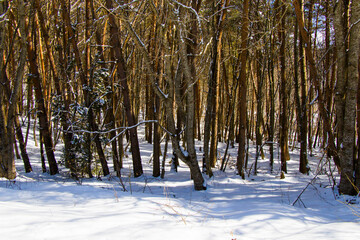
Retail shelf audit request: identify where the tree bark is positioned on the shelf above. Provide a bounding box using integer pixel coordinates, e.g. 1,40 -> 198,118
337,0 -> 360,195
236,0 -> 249,179
276,0 -> 289,174
294,0 -> 308,174
106,0 -> 143,177
293,0 -> 340,171
203,0 -> 230,174
26,3 -> 58,175
124,3 -> 205,190
34,0 -> 76,174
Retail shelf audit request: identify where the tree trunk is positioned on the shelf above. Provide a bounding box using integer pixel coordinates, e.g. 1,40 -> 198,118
294,0 -> 340,171
356,48 -> 360,192
0,0 -> 30,178
34,0 -> 76,174
26,3 -> 58,175
337,0 -> 360,195
295,0 -> 308,174
334,0 -> 349,149
106,0 -> 143,177
236,0 -> 249,179
85,0 -> 110,177
124,3 -> 205,190
268,27 -> 275,173
59,0 -> 94,177
276,0 -> 288,174
15,116 -> 32,173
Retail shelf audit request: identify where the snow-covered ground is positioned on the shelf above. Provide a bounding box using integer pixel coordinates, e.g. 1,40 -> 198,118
1,127 -> 359,239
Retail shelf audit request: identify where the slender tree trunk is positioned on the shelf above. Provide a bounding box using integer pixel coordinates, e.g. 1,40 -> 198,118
306,0 -> 314,157
59,0 -> 94,177
255,50 -> 265,175
85,0 -> 110,177
293,21 -> 302,166
34,0 -> 76,174
276,0 -> 288,174
124,3 -> 205,190
26,5 -> 58,175
3,71 -> 32,173
15,115 -> 32,173
0,0 -> 29,178
188,0 -> 202,142
203,0 -> 229,174
295,0 -> 308,174
268,30 -> 275,172
106,0 -> 143,177
236,0 -> 249,179
294,0 -> 340,170
89,1 -> 121,177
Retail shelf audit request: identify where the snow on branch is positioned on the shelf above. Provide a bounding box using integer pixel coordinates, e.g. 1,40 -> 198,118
64,120 -> 176,143
124,20 -> 169,101
169,0 -> 204,41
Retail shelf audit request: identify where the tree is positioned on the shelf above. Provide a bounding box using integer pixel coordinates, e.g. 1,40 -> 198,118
125,0 -> 206,190
27,0 -> 58,175
236,0 -> 249,179
334,0 -> 360,195
105,0 -> 143,178
203,0 -> 230,176
276,0 -> 289,174
293,0 -> 308,174
294,0 -> 340,179
0,0 -> 27,179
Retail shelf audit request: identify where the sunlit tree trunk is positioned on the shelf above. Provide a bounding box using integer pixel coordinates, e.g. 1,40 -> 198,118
0,1 -> 20,179
34,0 -> 76,175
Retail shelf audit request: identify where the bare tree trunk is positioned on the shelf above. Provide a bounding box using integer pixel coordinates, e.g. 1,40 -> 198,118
26,3 -> 58,175
106,0 -> 143,177
34,0 -> 76,175
356,49 -> 360,191
0,0 -> 29,178
236,0 -> 249,179
124,3 -> 205,190
188,0 -> 202,142
2,70 -> 32,173
268,28 -> 275,173
336,0 -> 360,195
85,0 -> 110,177
307,0 -> 314,157
334,0 -> 349,149
295,0 -> 308,174
203,0 -> 230,174
59,0 -> 94,177
89,1 -> 121,177
1,12 -> 32,173
276,0 -> 288,174
294,0 -> 340,171
14,115 -> 32,173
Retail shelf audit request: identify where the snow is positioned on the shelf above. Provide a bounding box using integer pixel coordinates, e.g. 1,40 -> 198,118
1,126 -> 359,239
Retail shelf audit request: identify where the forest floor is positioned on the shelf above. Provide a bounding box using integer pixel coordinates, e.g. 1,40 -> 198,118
0,125 -> 359,239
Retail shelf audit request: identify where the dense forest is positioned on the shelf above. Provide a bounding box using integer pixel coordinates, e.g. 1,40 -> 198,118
0,0 -> 359,196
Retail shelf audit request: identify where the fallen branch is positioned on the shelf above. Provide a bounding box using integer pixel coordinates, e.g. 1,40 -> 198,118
292,151 -> 328,207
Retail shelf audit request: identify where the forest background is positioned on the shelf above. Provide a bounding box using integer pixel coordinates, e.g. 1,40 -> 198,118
0,0 -> 360,197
